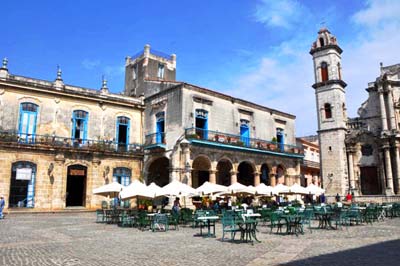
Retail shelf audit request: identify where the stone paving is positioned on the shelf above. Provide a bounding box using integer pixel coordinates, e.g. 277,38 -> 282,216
0,213 -> 399,266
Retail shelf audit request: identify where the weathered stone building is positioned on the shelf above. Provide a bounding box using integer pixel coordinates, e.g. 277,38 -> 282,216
296,136 -> 321,187
311,28 -> 400,199
125,45 -> 304,189
0,59 -> 144,211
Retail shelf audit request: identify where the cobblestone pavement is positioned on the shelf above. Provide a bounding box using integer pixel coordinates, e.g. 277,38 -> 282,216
0,213 -> 399,266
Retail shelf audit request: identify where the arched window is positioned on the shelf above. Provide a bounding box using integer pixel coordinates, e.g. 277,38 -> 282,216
19,102 -> 39,143
321,62 -> 329,82
324,103 -> 332,119
319,37 -> 325,47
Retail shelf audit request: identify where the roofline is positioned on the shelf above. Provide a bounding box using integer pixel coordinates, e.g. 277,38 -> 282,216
143,79 -> 296,119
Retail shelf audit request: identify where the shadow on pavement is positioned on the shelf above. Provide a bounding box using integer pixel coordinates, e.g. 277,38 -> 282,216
283,239 -> 400,266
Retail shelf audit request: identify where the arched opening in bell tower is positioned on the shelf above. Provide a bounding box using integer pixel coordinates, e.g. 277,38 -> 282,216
321,62 -> 329,81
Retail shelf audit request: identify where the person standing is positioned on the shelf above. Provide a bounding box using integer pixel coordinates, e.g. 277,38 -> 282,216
172,197 -> 181,214
335,193 -> 341,202
0,195 -> 5,219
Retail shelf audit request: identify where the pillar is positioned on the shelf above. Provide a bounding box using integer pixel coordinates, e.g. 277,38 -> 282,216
395,143 -> 400,194
387,85 -> 397,130
384,147 -> 394,195
254,171 -> 260,186
230,170 -> 237,184
347,150 -> 355,192
209,170 -> 217,184
379,88 -> 389,131
269,173 -> 276,186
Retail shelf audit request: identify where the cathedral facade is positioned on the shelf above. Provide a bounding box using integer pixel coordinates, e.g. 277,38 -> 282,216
311,28 -> 400,199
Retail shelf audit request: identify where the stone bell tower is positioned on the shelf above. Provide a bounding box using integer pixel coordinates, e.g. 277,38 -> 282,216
310,28 -> 349,197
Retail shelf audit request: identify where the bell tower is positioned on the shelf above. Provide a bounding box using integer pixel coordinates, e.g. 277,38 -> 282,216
310,28 -> 349,197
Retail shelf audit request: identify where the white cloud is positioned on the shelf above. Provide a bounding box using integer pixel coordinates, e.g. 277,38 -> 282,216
254,0 -> 309,29
344,0 -> 400,117
352,0 -> 400,27
81,59 -> 100,70
230,0 -> 400,137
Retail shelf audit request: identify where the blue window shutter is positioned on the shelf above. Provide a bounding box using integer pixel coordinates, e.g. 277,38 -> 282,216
126,118 -> 130,148
116,119 -> 119,145
26,164 -> 36,208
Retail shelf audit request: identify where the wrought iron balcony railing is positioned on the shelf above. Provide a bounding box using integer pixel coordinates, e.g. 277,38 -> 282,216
144,132 -> 166,148
185,128 -> 303,155
0,131 -> 143,154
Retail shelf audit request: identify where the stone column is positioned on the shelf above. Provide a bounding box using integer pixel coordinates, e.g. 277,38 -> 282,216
347,149 -> 355,192
180,140 -> 191,186
254,171 -> 260,186
230,170 -> 237,184
379,88 -> 389,131
209,170 -> 217,184
387,85 -> 397,130
395,143 -> 400,194
269,173 -> 276,186
384,147 -> 394,195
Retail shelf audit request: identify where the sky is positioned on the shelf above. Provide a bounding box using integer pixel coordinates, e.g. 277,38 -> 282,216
2,0 -> 400,137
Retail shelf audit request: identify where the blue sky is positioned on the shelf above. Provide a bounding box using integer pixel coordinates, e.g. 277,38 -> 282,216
2,0 -> 400,137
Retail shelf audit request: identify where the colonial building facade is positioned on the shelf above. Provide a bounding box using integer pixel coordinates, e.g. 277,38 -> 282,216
311,28 -> 400,198
0,59 -> 144,211
296,136 -> 321,187
125,45 -> 304,189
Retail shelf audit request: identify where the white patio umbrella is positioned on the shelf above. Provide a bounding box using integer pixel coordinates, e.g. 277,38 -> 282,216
159,180 -> 197,197
289,183 -> 308,194
305,183 -> 325,196
120,180 -> 153,200
255,183 -> 274,196
147,182 -> 164,198
273,183 -> 290,195
195,181 -> 228,195
219,182 -> 256,195
93,181 -> 124,198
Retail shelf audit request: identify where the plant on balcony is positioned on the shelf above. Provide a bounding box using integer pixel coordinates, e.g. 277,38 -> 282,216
235,140 -> 245,147
186,133 -> 200,140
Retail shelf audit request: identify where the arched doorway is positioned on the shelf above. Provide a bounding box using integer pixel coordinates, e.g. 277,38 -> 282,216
276,165 -> 285,185
9,161 -> 37,208
192,156 -> 211,188
237,161 -> 254,186
260,164 -> 270,185
147,157 -> 170,187
217,159 -> 232,186
66,165 -> 87,207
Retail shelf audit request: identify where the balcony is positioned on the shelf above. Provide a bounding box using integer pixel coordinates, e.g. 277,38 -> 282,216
0,131 -> 143,155
144,132 -> 166,149
185,128 -> 304,158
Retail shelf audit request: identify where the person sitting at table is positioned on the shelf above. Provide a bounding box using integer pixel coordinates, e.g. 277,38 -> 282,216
172,197 -> 181,215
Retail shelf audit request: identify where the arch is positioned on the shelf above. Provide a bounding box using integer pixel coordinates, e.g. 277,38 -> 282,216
260,163 -> 270,185
216,159 -> 233,186
9,161 -> 37,208
319,37 -> 325,47
237,161 -> 255,186
276,165 -> 285,185
147,157 -> 169,187
321,62 -> 329,82
192,155 -> 211,188
324,103 -> 332,119
66,164 -> 87,207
